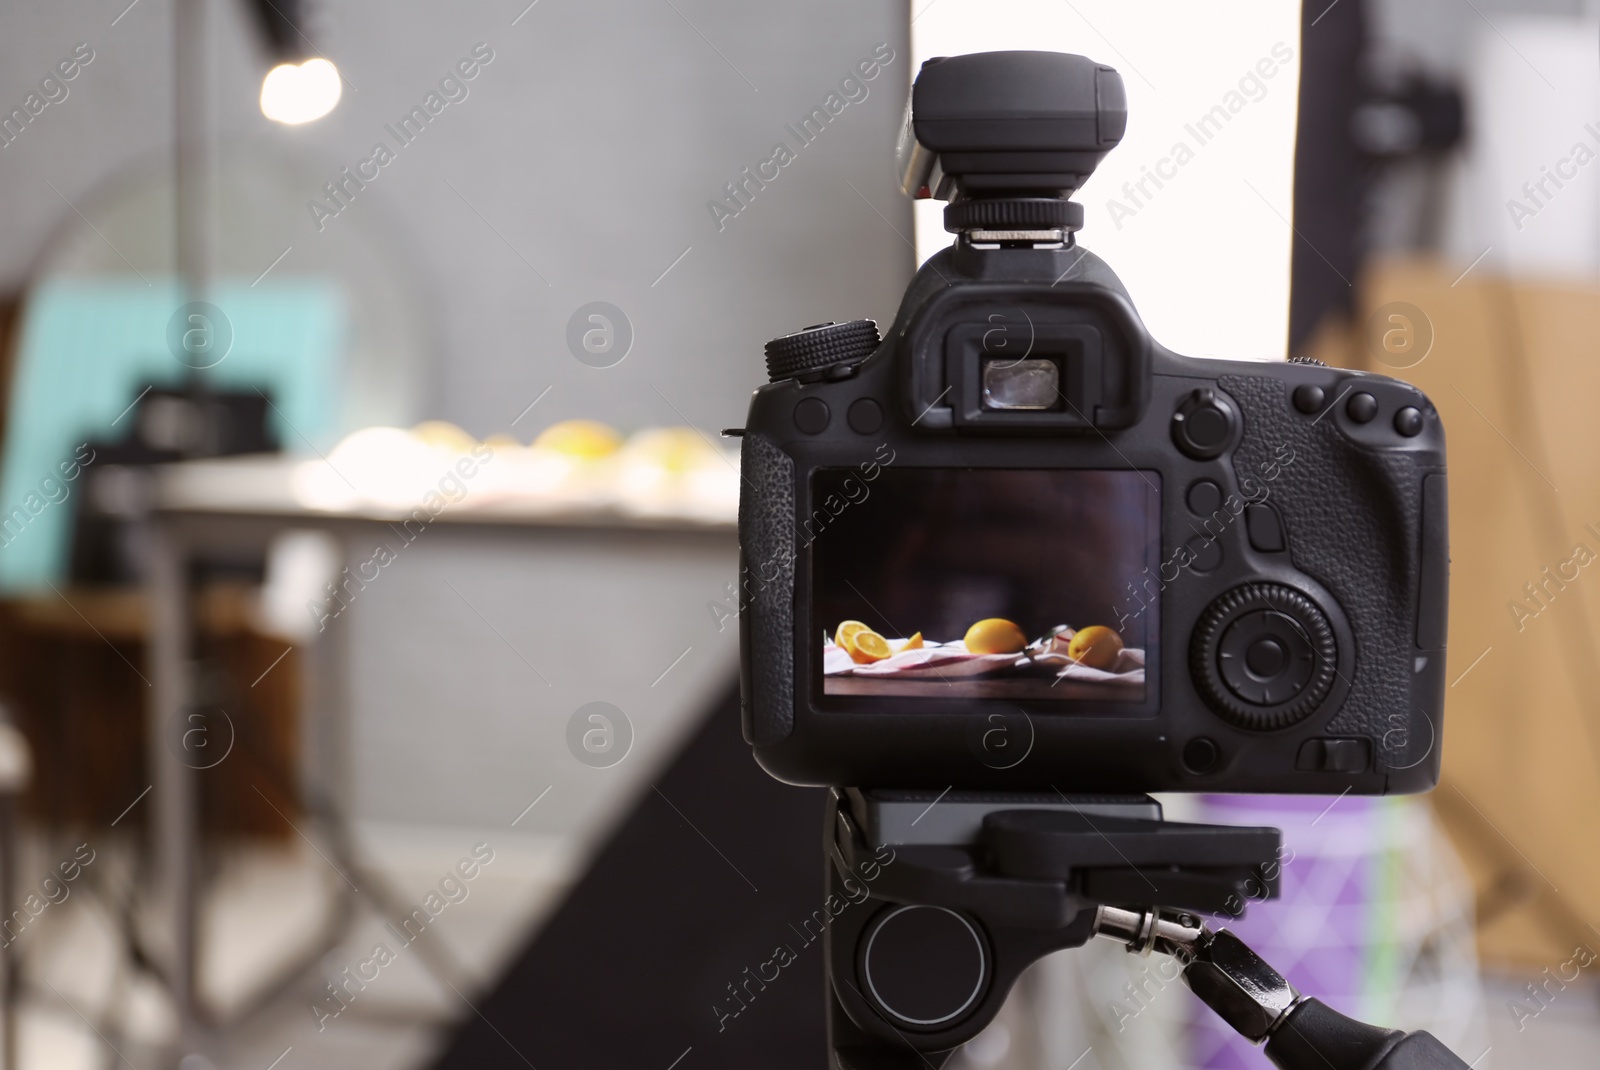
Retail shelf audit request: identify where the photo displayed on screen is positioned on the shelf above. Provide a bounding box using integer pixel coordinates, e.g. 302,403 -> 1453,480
811,468 -> 1159,703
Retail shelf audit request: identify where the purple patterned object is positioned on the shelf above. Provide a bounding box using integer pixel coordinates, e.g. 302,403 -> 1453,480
1186,795 -> 1382,1069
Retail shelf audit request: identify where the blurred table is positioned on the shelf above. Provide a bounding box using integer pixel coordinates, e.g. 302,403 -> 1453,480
142,453 -> 736,1040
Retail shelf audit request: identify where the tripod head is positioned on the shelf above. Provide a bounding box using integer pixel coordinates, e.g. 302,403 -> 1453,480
824,790 -> 1280,1066
821,792 -> 1471,1070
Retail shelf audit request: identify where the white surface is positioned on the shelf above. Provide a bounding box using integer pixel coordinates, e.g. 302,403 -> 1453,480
911,0 -> 1301,362
152,454 -> 737,529
1446,14 -> 1600,277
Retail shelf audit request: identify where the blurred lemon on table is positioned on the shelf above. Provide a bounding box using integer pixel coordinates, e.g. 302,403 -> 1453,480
899,632 -> 923,652
1067,625 -> 1123,669
483,433 -> 522,452
849,630 -> 891,664
964,618 -> 1026,655
620,426 -> 717,472
533,419 -> 622,460
835,620 -> 870,651
413,420 -> 478,454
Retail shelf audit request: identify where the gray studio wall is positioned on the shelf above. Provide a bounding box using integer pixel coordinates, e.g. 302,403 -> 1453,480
0,0 -> 912,431
0,0 -> 912,840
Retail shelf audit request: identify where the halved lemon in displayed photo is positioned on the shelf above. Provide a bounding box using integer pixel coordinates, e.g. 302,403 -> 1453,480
964,618 -> 1026,655
834,620 -> 870,652
1066,624 -> 1124,669
849,630 -> 892,664
898,632 -> 924,652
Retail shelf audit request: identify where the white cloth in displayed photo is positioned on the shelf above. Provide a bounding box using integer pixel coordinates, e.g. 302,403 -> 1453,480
823,639 -> 1145,685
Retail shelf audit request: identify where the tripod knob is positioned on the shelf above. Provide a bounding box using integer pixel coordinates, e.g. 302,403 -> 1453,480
764,320 -> 880,383
858,904 -> 990,1030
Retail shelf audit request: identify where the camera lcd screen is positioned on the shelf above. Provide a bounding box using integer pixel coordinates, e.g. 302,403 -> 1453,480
811,468 -> 1159,704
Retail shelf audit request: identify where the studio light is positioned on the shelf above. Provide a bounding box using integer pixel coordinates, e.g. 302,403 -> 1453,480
259,56 -> 341,125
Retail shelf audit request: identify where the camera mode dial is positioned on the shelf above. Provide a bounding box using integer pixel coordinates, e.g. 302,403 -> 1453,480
764,320 -> 881,383
1191,584 -> 1337,731
1171,388 -> 1238,460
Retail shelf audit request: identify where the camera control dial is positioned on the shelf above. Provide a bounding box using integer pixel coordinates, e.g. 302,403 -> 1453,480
1191,584 -> 1338,731
764,319 -> 881,383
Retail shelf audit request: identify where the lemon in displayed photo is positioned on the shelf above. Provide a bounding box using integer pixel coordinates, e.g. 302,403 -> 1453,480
964,618 -> 1026,655
899,632 -> 924,652
834,620 -> 870,651
1066,625 -> 1123,669
849,630 -> 892,664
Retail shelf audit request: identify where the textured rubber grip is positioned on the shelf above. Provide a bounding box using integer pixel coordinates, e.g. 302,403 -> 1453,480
738,434 -> 796,745
1220,375 -> 1428,773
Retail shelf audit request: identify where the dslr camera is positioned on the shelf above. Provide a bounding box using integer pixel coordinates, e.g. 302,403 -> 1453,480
737,51 -> 1448,797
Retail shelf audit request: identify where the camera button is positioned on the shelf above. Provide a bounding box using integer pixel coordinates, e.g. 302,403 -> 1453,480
1187,480 -> 1223,516
1245,503 -> 1286,552
793,397 -> 830,434
1346,391 -> 1379,423
1393,406 -> 1424,437
1292,384 -> 1325,414
1185,534 -> 1223,573
847,398 -> 884,434
1182,737 -> 1220,773
1295,738 -> 1370,774
1219,612 -> 1316,706
1187,409 -> 1228,444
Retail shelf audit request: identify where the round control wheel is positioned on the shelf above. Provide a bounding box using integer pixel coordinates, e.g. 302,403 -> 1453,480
860,905 -> 988,1029
1190,584 -> 1338,731
764,320 -> 880,383
1171,388 -> 1238,460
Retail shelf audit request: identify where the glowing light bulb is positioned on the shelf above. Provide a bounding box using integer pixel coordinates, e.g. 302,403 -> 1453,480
260,57 -> 342,125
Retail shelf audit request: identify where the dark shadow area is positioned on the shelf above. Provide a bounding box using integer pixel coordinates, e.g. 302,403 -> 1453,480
430,687 -> 829,1070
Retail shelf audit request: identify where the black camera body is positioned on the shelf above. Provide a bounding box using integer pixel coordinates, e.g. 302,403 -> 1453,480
737,52 -> 1447,797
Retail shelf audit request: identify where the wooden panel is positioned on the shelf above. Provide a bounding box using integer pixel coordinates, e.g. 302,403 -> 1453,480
1311,258 -> 1600,968
0,587 -> 300,838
